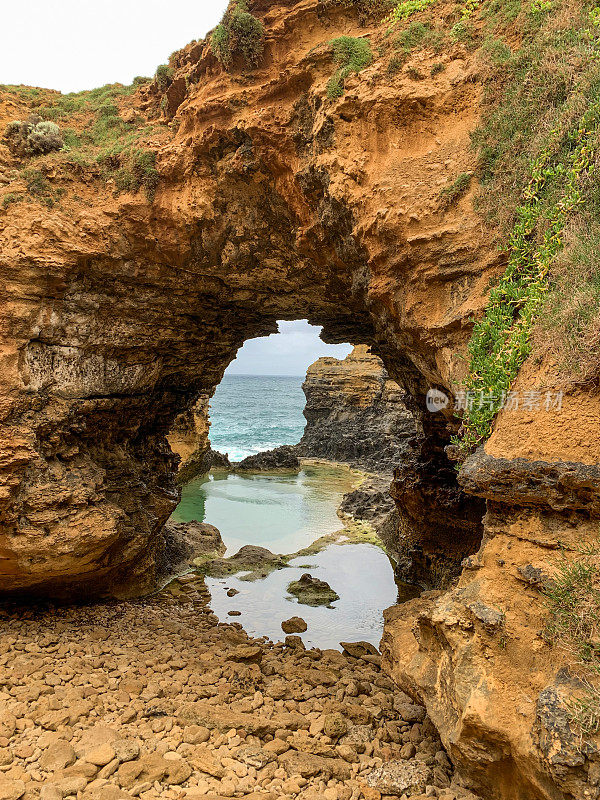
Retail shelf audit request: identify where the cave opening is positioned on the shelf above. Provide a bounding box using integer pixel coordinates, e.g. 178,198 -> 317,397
166,319 -> 413,648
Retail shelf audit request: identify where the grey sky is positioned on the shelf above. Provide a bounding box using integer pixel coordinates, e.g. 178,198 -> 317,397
1,1 -> 229,93
226,321 -> 353,376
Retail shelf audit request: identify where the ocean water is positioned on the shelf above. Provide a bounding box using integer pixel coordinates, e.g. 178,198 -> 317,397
170,374 -> 405,649
209,375 -> 306,462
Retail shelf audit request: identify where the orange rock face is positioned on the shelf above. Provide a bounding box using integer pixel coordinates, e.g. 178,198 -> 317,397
0,0 -> 497,596
2,2 -> 599,797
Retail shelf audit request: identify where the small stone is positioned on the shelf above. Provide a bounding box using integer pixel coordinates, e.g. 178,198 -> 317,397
0,780 -> 25,800
0,715 -> 16,742
183,726 -> 210,745
400,743 -> 416,759
226,589 -> 239,597
395,703 -> 426,724
228,610 -> 242,617
230,645 -> 263,663
340,641 -> 379,659
323,713 -> 348,740
86,743 -> 117,766
281,617 -> 307,634
40,787 -> 63,800
39,741 -> 77,772
366,760 -> 433,796
113,739 -> 140,763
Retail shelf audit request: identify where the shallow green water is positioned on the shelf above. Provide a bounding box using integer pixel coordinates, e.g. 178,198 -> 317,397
172,464 -> 359,555
172,464 -> 404,649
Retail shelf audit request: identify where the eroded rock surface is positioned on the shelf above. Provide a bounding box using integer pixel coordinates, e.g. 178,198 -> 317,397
299,346 -> 416,474
0,0 -> 496,597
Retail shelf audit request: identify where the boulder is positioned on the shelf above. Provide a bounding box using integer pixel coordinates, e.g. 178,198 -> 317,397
281,616 -> 308,634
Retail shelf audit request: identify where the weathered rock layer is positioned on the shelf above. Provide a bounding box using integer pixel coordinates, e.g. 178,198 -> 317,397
2,1 -> 600,797
299,345 -> 416,474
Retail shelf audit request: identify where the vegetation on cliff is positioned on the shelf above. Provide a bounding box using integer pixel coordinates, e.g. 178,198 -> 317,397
210,0 -> 265,70
327,36 -> 373,98
544,544 -> 600,737
436,0 -> 600,455
1,81 -> 164,203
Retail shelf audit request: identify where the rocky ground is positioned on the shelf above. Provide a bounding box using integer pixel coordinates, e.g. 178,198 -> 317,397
0,584 -> 481,800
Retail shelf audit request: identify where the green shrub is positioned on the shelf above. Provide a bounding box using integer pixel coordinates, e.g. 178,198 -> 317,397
394,21 -> 444,53
543,544 -> 600,740
387,54 -> 407,75
430,61 -> 446,76
406,66 -> 424,80
326,36 -> 373,99
388,0 -> 436,22
439,172 -> 472,206
155,64 -> 174,91
3,116 -> 63,158
1,193 -> 23,209
210,0 -> 265,70
481,36 -> 512,65
111,150 -> 160,201
329,0 -> 394,23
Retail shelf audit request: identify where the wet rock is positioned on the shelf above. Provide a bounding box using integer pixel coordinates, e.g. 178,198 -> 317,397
281,616 -> 308,634
287,573 -> 340,606
206,546 -> 287,578
236,446 -> 300,472
160,520 -> 226,578
366,760 -> 433,796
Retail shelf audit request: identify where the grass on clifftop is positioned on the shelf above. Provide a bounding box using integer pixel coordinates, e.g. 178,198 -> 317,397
1,81 -> 163,203
442,0 -> 600,457
211,0 -> 265,70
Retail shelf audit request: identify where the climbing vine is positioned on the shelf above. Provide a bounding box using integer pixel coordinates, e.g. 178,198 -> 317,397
388,0 -> 436,23
453,102 -> 600,456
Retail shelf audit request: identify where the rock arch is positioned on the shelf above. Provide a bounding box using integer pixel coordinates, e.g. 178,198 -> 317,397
0,4 -> 499,596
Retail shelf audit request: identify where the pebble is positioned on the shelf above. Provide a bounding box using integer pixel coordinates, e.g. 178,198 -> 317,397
0,584 -> 478,800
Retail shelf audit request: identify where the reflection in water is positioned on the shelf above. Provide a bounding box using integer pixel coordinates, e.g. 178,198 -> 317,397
171,464 -> 408,649
208,544 -> 400,650
172,465 -> 359,555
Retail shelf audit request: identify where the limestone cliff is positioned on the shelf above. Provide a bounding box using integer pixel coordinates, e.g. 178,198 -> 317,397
300,345 -> 416,473
1,1 -> 600,797
168,395 -> 210,472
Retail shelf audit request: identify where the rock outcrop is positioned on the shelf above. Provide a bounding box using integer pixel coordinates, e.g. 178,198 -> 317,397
236,445 -> 300,472
0,0 -> 496,598
299,345 -> 416,473
1,1 -> 600,797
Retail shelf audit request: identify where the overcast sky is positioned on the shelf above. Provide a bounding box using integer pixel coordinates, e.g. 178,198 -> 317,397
227,321 -> 353,376
1,0 -> 229,93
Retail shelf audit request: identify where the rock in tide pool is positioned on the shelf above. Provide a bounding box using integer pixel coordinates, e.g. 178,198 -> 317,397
235,445 -> 300,471
281,616 -> 308,633
204,545 -> 287,578
287,573 -> 340,606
